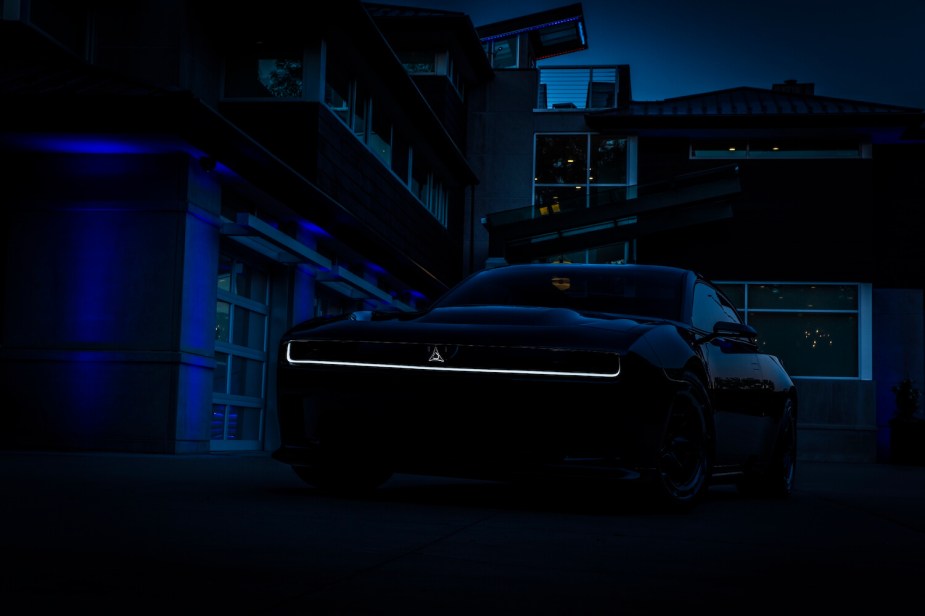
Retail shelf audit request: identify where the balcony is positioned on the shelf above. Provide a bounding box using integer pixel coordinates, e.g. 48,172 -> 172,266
536,65 -> 626,110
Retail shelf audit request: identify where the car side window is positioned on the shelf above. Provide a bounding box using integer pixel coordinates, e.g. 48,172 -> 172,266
691,282 -> 741,332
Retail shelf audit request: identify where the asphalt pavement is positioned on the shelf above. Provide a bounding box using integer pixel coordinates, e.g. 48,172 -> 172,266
3,450 -> 925,614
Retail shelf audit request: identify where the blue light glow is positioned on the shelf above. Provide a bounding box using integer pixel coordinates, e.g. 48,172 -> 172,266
479,16 -> 581,42
298,219 -> 331,238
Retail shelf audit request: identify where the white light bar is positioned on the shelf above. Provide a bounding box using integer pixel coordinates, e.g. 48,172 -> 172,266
285,342 -> 620,378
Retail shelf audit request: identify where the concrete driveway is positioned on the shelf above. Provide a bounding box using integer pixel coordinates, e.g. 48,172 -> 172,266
2,450 -> 924,614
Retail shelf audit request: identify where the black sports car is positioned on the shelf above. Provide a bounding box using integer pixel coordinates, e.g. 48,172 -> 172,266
273,263 -> 797,511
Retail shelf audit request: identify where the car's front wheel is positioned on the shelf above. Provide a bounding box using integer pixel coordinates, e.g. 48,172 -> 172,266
650,372 -> 711,512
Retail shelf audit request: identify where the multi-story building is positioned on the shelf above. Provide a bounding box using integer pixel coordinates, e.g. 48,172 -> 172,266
0,0 -> 492,453
2,0 -> 923,462
465,3 -> 925,463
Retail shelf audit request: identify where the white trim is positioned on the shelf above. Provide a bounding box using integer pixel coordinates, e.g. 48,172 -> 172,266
858,283 -> 873,380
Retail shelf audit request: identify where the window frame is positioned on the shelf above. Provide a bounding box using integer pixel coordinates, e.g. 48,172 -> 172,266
533,133 -> 636,218
716,280 -> 872,380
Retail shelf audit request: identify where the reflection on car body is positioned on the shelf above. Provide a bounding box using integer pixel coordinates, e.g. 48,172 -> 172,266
273,263 -> 797,511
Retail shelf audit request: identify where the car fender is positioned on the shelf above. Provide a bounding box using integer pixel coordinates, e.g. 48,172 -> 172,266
631,323 -> 700,375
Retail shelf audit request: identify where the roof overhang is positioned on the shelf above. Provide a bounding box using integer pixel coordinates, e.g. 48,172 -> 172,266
477,3 -> 588,60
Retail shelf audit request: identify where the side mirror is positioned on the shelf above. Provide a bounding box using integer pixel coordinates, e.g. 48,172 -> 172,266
713,321 -> 757,338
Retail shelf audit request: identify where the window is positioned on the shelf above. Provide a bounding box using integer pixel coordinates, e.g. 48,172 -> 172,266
391,134 -> 410,184
398,50 -> 436,74
224,47 -> 303,98
717,281 -> 871,378
590,136 -> 628,184
691,139 -> 867,159
484,37 -> 518,69
534,133 -> 634,217
410,152 -> 449,226
411,156 -> 428,204
324,67 -> 351,124
692,282 -> 741,332
369,104 -> 392,166
213,253 -> 269,450
398,50 -> 464,98
352,84 -> 368,138
257,57 -> 303,97
323,61 -> 447,226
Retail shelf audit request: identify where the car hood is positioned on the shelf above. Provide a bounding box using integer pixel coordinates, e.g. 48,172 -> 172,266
285,306 -> 661,352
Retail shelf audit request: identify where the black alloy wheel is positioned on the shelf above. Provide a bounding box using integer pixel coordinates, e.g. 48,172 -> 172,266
652,372 -> 711,512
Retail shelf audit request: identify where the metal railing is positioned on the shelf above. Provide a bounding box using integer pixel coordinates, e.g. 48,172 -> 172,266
537,66 -> 619,110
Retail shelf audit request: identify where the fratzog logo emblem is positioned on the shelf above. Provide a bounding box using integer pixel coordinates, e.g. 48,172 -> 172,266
427,345 -> 457,363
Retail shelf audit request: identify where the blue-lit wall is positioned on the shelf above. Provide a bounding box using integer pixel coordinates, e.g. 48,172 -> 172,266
872,288 -> 925,462
1,145 -> 222,453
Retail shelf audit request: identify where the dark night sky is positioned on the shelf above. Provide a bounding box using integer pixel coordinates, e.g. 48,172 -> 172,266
391,0 -> 925,109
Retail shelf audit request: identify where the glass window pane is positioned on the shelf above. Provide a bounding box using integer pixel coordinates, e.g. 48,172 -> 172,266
232,307 -> 266,349
369,108 -> 392,166
717,284 -> 745,310
398,50 -> 435,74
257,56 -> 303,97
211,404 -> 228,439
352,86 -> 367,137
211,405 -> 261,441
234,260 -> 268,303
226,406 -> 262,441
692,282 -> 740,331
691,141 -> 748,159
213,352 -> 229,394
324,78 -> 350,124
748,284 -> 858,310
491,38 -> 517,69
215,301 -> 231,342
224,50 -> 303,98
535,135 -> 587,185
229,356 -> 265,398
392,135 -> 409,183
217,255 -> 233,292
590,136 -> 627,184
412,159 -> 428,204
749,312 -> 858,377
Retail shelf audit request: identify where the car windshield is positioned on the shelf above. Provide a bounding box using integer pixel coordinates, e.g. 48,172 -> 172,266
432,266 -> 685,321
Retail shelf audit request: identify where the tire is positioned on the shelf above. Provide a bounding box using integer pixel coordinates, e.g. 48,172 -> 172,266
650,372 -> 712,512
739,396 -> 797,498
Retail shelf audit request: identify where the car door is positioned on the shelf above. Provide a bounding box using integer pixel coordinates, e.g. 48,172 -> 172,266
691,282 -> 776,467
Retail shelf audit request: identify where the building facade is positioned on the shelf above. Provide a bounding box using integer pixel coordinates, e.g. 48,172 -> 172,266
1,0 -> 491,453
467,9 -> 925,462
2,0 -> 924,462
